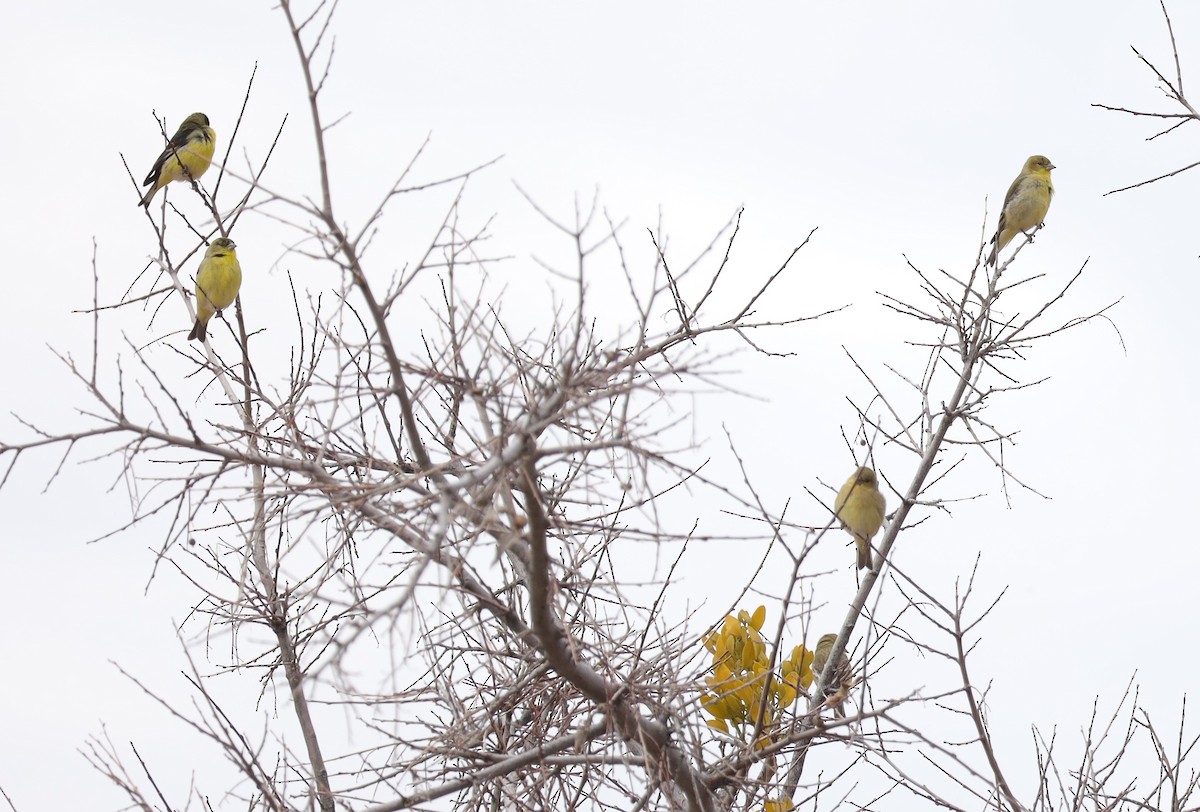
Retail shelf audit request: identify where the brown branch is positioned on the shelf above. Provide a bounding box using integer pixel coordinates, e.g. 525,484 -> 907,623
518,455 -> 716,812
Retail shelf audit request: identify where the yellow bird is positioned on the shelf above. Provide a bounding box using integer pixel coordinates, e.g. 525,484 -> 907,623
833,466 -> 886,570
188,238 -> 242,342
139,113 -> 216,208
811,633 -> 853,717
987,155 -> 1055,265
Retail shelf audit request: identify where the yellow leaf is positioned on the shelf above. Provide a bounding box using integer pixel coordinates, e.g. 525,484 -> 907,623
741,639 -> 757,670
702,692 -> 737,722
735,682 -> 761,711
750,605 -> 767,630
781,645 -> 815,689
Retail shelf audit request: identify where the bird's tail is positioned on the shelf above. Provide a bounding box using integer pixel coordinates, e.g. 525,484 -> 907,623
188,318 -> 206,342
986,232 -> 1001,266
855,536 -> 871,570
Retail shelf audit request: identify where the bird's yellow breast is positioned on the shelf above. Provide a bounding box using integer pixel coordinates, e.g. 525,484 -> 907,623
196,251 -> 242,312
834,477 -> 886,539
176,130 -> 216,178
1003,175 -> 1053,233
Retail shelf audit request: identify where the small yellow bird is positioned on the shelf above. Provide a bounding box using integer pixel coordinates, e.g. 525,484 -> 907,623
811,634 -> 838,678
188,238 -> 242,342
811,633 -> 853,717
833,466 -> 886,570
987,155 -> 1055,265
139,113 -> 216,208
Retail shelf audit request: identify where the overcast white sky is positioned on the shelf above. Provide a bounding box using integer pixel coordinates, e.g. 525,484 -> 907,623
2,1 -> 1198,807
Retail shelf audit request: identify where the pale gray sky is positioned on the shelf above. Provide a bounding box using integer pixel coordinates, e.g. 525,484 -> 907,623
1,0 -> 1197,807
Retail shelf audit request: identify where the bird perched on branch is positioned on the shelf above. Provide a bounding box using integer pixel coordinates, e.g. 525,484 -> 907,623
139,113 -> 216,207
188,238 -> 242,342
833,466 -> 886,570
811,633 -> 854,717
987,154 -> 1055,265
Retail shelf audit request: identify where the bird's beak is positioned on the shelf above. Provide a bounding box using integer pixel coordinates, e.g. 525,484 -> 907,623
1048,163 -> 1057,170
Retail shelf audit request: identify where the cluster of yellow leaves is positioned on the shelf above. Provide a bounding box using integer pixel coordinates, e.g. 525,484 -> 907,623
701,606 -> 814,737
